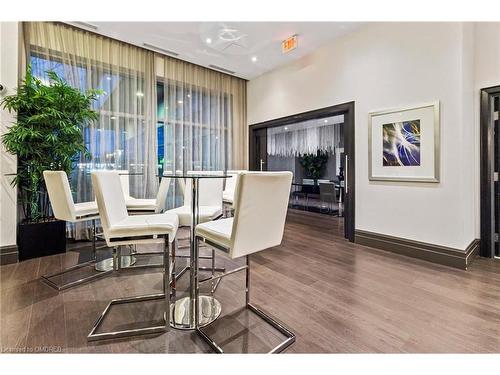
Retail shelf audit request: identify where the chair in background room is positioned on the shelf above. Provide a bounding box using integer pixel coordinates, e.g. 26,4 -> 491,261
292,178 -> 318,210
194,171 -> 295,353
302,178 -> 315,185
291,183 -> 308,210
88,171 -> 178,341
319,182 -> 338,215
42,171 -> 111,290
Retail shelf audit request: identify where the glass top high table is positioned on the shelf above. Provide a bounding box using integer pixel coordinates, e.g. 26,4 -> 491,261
164,172 -> 231,330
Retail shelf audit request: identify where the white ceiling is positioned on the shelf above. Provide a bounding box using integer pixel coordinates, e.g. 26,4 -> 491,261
66,22 -> 364,80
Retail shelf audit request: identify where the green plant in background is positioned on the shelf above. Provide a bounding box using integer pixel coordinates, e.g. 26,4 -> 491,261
1,66 -> 102,222
299,151 -> 329,180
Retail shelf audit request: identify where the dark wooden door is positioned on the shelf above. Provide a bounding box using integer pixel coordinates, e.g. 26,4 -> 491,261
494,96 -> 500,257
480,86 -> 500,258
250,128 -> 267,171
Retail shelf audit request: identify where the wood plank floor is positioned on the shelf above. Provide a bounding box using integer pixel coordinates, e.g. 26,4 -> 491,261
1,209 -> 500,353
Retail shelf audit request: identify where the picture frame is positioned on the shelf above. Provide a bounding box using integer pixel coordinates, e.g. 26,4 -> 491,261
368,101 -> 440,182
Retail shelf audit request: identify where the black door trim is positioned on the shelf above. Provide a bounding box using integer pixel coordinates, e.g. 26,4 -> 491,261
480,85 -> 500,258
249,101 -> 356,242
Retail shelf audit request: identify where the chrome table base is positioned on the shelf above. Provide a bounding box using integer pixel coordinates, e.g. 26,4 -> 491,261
169,296 -> 222,330
94,255 -> 137,271
168,176 -> 226,331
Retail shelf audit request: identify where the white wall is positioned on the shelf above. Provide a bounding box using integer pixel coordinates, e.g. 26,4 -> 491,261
248,22 -> 480,250
0,22 -> 19,248
474,23 -> 500,90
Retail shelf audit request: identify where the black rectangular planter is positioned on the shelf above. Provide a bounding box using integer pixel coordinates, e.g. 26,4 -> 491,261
17,220 -> 66,261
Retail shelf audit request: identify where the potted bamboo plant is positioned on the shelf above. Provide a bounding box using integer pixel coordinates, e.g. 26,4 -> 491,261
299,151 -> 329,182
1,66 -> 101,261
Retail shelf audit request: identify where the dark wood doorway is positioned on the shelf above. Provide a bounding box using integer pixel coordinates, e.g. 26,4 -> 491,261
480,85 -> 500,258
249,101 -> 355,242
250,128 -> 267,171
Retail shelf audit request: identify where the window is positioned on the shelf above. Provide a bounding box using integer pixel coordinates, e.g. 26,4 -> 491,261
156,80 -> 230,175
30,50 -> 151,206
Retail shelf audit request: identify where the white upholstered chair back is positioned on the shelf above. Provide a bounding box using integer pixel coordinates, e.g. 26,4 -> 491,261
116,170 -> 131,198
155,176 -> 171,213
43,171 -> 77,222
91,171 -> 128,244
225,170 -> 246,196
183,171 -> 223,208
229,171 -> 292,259
164,170 -> 186,203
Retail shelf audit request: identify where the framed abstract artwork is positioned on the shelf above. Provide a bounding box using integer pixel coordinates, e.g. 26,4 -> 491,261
368,102 -> 440,182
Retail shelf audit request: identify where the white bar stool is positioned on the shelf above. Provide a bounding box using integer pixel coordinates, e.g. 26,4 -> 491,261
87,171 -> 179,341
42,171 -> 112,290
193,171 -> 295,353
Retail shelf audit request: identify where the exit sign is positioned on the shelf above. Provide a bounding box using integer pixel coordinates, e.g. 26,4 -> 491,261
282,35 -> 298,53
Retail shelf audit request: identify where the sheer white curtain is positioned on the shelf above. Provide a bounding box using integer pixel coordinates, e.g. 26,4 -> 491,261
25,22 -> 158,239
155,55 -> 247,208
267,117 -> 344,157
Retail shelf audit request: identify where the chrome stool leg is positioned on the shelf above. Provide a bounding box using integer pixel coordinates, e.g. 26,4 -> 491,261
87,234 -> 171,342
170,239 -> 176,299
174,219 -> 225,291
195,255 -> 296,353
41,219 -> 113,291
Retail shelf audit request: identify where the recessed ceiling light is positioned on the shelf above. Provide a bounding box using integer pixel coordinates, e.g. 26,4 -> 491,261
284,126 -> 288,130
324,119 -> 328,123
251,56 -> 257,63
206,37 -> 212,44
136,92 -> 144,97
